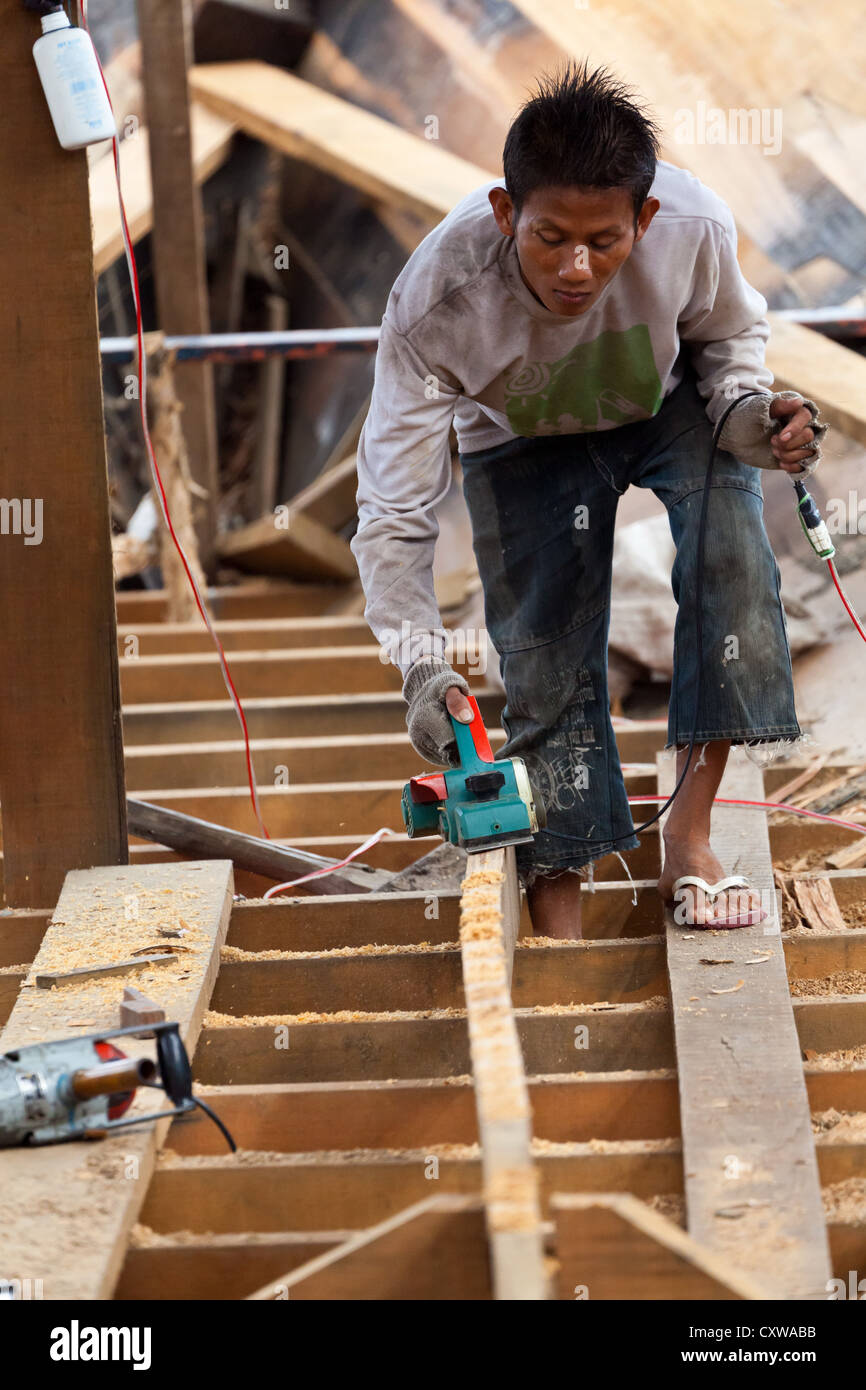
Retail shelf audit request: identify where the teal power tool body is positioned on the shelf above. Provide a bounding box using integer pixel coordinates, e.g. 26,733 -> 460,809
401,695 -> 545,852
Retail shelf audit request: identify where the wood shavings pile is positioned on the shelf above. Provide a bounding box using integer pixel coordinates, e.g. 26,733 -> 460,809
789,971 -> 866,997
219,940 -> 459,962
203,1005 -> 467,1027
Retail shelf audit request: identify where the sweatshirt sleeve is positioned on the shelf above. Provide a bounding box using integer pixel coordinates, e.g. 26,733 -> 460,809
678,210 -> 774,424
350,313 -> 462,677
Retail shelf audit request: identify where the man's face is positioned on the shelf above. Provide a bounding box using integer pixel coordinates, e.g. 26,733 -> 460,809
489,184 -> 659,317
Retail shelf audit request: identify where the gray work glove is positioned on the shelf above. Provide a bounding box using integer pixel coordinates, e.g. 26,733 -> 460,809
402,657 -> 471,766
717,390 -> 828,478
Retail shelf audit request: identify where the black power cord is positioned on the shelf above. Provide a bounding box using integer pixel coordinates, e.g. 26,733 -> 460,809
541,389 -> 767,847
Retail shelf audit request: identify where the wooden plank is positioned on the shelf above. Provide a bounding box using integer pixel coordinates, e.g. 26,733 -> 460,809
764,315 -> 866,447
142,1147 -> 686,1234
188,62 -> 487,221
119,646 -> 403,702
137,0 -> 219,572
0,860 -> 233,1299
195,1002 -> 676,1085
117,615 -> 375,655
123,728 -> 504,789
552,1194 -> 765,1300
658,750 -> 832,1299
117,1231 -> 345,1301
0,0 -> 127,908
211,935 -> 670,1019
169,1070 -> 681,1157
91,104 -> 235,274
458,846 -> 545,1298
114,581 -> 342,625
248,1197 -> 491,1301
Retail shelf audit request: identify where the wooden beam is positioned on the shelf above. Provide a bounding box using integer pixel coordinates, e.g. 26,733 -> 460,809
218,507 -> 358,582
552,1194 -> 765,1300
91,104 -> 235,275
0,0 -> 127,907
119,645 -> 399,702
659,750 -> 832,1299
170,1070 -> 682,1156
188,61 -> 487,221
0,860 -> 233,1299
248,1197 -> 491,1301
137,0 -> 219,572
459,848 -> 545,1297
290,454 -> 359,532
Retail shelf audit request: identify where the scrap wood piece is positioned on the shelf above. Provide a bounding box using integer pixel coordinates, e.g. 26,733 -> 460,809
459,846 -> 547,1300
188,62 -> 487,222
828,836 -> 866,871
289,454 -> 359,533
35,953 -> 176,989
552,1193 -> 766,1300
765,755 -> 828,804
657,752 -> 832,1299
0,860 -> 233,1300
217,507 -> 357,582
248,1195 -> 490,1301
126,797 -> 391,894
791,876 -> 847,933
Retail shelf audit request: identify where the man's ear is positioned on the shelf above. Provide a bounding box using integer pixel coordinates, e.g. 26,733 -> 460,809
634,196 -> 660,244
489,186 -> 516,237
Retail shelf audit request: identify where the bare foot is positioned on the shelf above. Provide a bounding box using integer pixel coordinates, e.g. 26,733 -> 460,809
658,829 -> 764,927
526,871 -> 583,940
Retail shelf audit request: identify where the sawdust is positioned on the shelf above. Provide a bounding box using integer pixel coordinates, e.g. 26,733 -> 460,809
204,1005 -> 466,1027
822,1177 -> 866,1225
157,1142 -> 482,1168
790,970 -> 866,996
811,1108 -> 866,1141
523,996 -> 668,1014
531,1136 -> 679,1155
804,1044 -> 866,1068
645,1192 -> 687,1228
219,941 -> 459,962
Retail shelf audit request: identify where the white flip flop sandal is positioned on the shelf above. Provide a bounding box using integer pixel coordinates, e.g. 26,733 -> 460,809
667,874 -> 767,929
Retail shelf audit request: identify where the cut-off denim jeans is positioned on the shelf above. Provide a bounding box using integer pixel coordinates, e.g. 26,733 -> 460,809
459,369 -> 802,888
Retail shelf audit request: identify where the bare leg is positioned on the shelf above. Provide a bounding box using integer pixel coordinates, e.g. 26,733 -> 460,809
656,739 -> 763,924
526,871 -> 583,940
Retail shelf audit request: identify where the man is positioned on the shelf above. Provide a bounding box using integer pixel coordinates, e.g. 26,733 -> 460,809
351,63 -> 826,939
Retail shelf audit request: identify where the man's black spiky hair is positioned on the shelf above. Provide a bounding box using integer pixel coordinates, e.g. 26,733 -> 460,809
503,60 -> 661,222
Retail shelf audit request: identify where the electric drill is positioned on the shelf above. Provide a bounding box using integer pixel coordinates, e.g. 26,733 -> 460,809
0,1021 -> 231,1148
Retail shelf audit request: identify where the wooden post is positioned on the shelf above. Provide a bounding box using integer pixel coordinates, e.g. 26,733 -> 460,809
0,0 -> 127,907
137,0 -> 220,574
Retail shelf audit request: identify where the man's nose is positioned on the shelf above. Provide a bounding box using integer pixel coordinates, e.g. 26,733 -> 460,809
558,251 -> 593,284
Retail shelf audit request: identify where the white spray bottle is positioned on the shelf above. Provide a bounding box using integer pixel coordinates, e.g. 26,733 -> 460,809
32,5 -> 116,150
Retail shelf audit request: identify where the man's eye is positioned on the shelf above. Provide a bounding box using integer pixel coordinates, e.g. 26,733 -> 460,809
537,233 -> 563,245
592,240 -> 617,251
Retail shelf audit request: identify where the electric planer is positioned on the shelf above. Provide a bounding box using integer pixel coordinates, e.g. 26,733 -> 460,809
401,695 -> 546,851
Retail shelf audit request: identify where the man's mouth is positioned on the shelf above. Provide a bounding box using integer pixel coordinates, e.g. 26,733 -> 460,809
553,288 -> 592,305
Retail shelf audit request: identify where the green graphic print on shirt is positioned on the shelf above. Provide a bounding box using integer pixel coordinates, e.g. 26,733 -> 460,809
503,323 -> 663,436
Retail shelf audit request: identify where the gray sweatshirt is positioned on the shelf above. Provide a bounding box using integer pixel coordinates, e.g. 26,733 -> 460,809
351,160 -> 773,675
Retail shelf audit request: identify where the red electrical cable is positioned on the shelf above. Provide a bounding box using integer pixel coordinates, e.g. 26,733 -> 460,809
81,2 -> 268,838
828,557 -> 866,644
